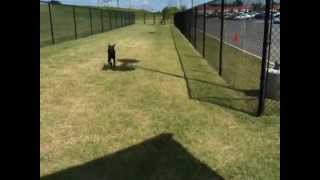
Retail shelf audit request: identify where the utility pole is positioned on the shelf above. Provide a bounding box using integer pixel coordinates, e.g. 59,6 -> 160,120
117,0 -> 119,8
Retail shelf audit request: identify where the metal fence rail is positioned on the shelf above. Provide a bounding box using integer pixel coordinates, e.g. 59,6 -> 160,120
40,1 -> 135,47
174,0 -> 280,116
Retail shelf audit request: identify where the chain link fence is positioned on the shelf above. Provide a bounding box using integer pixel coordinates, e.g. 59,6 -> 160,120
174,0 -> 280,116
134,11 -> 173,25
40,1 -> 135,47
264,0 -> 280,115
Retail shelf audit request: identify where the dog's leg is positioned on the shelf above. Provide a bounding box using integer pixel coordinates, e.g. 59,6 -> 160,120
108,57 -> 112,67
113,58 -> 116,67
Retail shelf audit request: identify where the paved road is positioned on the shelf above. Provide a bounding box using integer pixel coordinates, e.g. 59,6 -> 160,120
200,17 -> 280,63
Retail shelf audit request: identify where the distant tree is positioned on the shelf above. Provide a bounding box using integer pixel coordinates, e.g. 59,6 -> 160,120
49,0 -> 62,5
180,5 -> 187,11
162,6 -> 180,20
273,1 -> 280,5
233,0 -> 243,6
252,3 -> 264,11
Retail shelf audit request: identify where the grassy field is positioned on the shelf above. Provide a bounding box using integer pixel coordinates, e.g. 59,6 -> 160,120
40,24 -> 279,179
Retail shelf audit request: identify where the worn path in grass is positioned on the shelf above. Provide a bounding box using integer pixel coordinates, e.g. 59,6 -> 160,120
41,24 -> 279,180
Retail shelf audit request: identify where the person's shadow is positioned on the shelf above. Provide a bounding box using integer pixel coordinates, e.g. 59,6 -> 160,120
102,59 -> 140,71
41,133 -> 225,180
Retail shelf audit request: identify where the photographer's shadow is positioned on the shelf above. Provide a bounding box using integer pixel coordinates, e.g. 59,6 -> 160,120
41,133 -> 225,180
102,59 -> 140,71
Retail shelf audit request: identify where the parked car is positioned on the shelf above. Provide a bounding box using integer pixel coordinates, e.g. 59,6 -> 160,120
225,12 -> 238,20
234,13 -> 251,20
273,15 -> 280,24
254,13 -> 265,20
207,12 -> 218,18
273,12 -> 280,17
254,13 -> 273,20
248,12 -> 259,18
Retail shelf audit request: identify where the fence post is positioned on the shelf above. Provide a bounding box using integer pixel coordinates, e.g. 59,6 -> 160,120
117,12 -> 119,28
144,13 -> 146,24
48,3 -> 55,44
194,7 -> 197,48
219,0 -> 225,76
153,13 -> 155,25
89,8 -> 93,35
122,13 -> 124,26
187,11 -> 190,40
101,10 -> 104,32
114,12 -> 117,28
257,0 -> 272,116
202,4 -> 206,57
127,13 -> 129,25
72,6 -> 77,40
121,12 -> 123,27
109,11 -> 112,30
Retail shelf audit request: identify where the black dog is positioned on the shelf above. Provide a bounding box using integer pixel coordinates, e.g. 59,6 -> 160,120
107,44 -> 116,67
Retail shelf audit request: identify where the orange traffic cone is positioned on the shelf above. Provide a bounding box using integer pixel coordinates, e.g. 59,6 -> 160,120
232,32 -> 240,44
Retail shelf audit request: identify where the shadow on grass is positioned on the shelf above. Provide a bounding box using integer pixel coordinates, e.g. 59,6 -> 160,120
41,133 -> 224,180
136,65 -> 258,115
170,27 -> 260,116
102,58 -> 140,72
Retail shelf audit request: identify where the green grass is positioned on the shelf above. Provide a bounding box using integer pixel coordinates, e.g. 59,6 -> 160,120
40,24 -> 279,179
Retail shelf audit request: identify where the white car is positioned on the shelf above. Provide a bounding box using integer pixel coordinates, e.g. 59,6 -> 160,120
273,13 -> 280,24
234,14 -> 251,20
273,16 -> 280,24
273,12 -> 280,17
247,12 -> 258,18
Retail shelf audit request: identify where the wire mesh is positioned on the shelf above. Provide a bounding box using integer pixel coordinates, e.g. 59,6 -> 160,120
75,7 -> 91,38
40,3 -> 52,46
50,4 -> 75,43
174,0 -> 280,116
264,0 -> 280,115
205,1 -> 221,71
40,1 -> 135,47
91,8 -> 102,33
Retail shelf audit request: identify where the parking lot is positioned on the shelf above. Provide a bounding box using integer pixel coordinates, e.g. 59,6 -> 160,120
200,17 -> 280,64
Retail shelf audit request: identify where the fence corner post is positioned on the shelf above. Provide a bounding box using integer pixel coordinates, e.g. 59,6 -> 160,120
202,4 -> 206,58
257,0 -> 272,116
89,8 -> 93,35
219,0 -> 225,76
194,7 -> 197,49
101,9 -> 105,32
48,3 -> 55,44
72,6 -> 77,40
